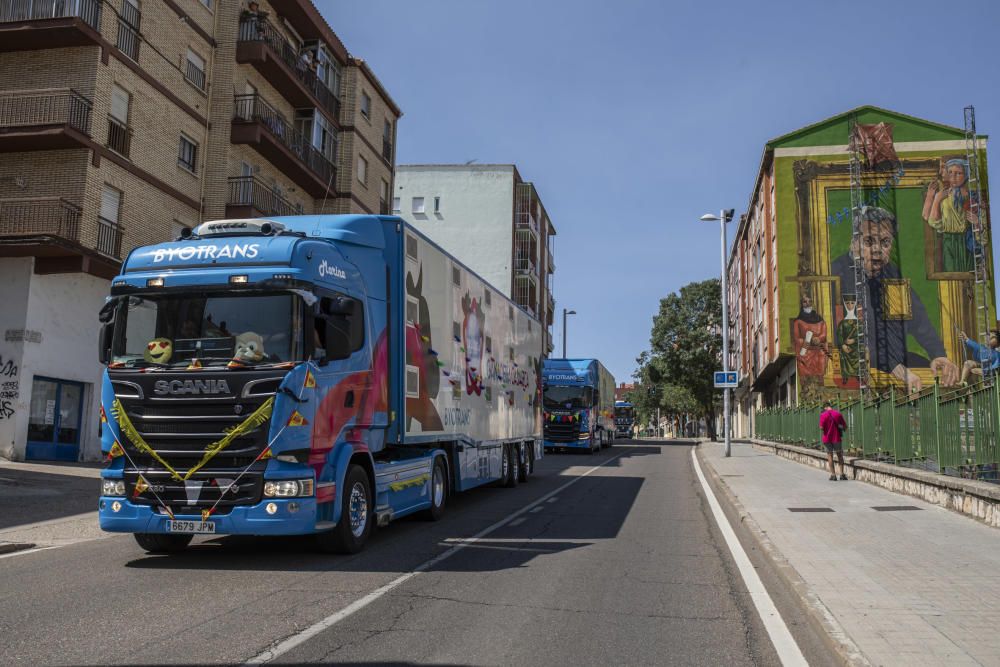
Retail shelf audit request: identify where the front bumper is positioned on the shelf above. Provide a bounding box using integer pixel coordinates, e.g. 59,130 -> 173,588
544,437 -> 592,450
98,496 -> 321,535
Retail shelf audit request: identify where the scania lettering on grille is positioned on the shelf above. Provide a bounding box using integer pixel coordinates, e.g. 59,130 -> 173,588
153,379 -> 232,396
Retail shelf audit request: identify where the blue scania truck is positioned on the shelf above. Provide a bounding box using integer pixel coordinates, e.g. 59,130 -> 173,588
97,215 -> 543,554
541,359 -> 614,453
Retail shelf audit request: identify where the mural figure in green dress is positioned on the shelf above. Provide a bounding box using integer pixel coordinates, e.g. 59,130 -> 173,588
924,158 -> 977,273
837,294 -> 860,384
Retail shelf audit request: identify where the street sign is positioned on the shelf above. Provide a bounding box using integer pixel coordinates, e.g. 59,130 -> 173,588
713,371 -> 738,388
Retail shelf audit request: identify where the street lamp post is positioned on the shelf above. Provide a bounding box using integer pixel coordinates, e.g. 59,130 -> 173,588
700,209 -> 735,457
561,308 -> 576,357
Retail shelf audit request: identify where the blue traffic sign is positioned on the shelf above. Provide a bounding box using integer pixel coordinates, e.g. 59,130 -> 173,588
713,371 -> 738,388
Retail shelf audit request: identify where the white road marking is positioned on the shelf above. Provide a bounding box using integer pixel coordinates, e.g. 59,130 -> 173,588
547,497 -> 558,503
246,451 -> 628,664
508,518 -> 526,527
0,545 -> 59,560
691,448 -> 807,667
529,506 -> 544,513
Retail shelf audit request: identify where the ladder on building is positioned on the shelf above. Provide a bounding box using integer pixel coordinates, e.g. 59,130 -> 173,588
848,118 -> 872,397
963,106 -> 993,378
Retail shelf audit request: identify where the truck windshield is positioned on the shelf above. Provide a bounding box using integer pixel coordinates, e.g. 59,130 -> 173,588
111,292 -> 303,368
615,407 -> 634,423
543,386 -> 593,410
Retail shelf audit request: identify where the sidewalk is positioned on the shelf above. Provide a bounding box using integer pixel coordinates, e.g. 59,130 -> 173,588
700,440 -> 1000,667
0,460 -> 105,554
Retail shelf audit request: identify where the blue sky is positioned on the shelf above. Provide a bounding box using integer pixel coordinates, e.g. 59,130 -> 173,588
320,0 -> 1000,384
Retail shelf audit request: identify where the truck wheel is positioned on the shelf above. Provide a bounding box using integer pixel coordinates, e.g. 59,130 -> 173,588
517,443 -> 531,482
134,533 -> 192,554
317,465 -> 372,554
502,444 -> 519,488
421,458 -> 447,521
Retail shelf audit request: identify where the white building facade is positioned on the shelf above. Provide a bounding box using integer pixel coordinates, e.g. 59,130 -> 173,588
393,165 -> 556,354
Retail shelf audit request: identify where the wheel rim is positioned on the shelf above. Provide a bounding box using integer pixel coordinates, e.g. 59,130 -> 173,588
432,465 -> 445,507
349,481 -> 368,538
502,447 -> 509,479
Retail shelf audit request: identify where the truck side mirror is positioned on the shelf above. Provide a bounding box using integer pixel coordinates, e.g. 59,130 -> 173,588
98,323 -> 114,364
322,296 -> 356,317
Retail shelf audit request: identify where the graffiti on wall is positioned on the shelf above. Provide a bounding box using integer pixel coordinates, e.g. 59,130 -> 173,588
782,122 -> 993,402
0,354 -> 18,420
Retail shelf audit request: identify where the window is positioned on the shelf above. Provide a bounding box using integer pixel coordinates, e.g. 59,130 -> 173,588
406,296 -> 419,324
433,196 -> 441,213
405,234 -> 418,260
178,135 -> 198,173
392,197 -> 401,214
310,111 -> 337,162
379,179 -> 389,214
484,290 -> 491,307
452,266 -> 461,286
360,91 -> 371,119
99,185 -> 124,257
185,48 -> 206,90
357,155 -> 367,185
200,0 -> 212,8
412,197 -> 425,214
110,85 -> 129,123
406,365 -> 420,398
453,322 -> 461,340
314,294 -> 365,361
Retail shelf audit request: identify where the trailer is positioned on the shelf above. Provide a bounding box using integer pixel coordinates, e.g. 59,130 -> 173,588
97,215 -> 543,553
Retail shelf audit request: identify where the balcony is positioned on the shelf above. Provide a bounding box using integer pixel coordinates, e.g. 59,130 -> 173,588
0,0 -> 102,51
0,88 -> 92,151
546,253 -> 554,273
237,16 -> 340,121
96,215 -> 123,258
231,94 -> 336,198
515,212 -> 538,236
105,114 -> 132,158
226,176 -> 304,219
0,197 -> 80,242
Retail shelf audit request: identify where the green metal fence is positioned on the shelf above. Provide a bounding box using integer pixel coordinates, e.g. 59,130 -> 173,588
755,380 -> 1000,480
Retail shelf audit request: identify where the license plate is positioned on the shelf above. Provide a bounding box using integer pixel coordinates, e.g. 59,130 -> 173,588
166,520 -> 216,534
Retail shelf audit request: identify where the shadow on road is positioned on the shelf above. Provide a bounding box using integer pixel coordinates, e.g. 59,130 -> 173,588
123,444 -> 665,574
0,467 -> 97,529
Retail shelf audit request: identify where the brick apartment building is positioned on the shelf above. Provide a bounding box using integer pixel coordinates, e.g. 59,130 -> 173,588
727,106 -> 991,438
0,0 -> 400,461
392,165 -> 557,354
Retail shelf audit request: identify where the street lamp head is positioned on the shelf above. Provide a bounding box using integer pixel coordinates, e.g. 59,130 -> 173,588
567,310 -> 577,315
699,213 -> 719,222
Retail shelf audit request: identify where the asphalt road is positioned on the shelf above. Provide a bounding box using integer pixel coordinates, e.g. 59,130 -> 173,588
0,441 -> 826,666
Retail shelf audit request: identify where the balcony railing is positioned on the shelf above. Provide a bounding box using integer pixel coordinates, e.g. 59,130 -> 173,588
185,59 -> 206,90
0,197 -> 81,241
382,137 -> 392,162
106,114 -> 132,157
227,176 -> 303,217
97,215 -> 123,258
233,93 -> 335,185
116,2 -> 140,61
238,16 -> 340,119
514,256 -> 537,276
0,88 -> 92,134
0,0 -> 101,29
515,212 -> 538,233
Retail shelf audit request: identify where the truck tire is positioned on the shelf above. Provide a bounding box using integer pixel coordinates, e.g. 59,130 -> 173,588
317,464 -> 372,554
134,533 -> 192,554
517,443 -> 531,482
502,443 -> 519,488
421,457 -> 447,521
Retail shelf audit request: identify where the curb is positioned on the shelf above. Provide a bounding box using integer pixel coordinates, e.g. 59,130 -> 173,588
695,444 -> 871,667
0,542 -> 36,555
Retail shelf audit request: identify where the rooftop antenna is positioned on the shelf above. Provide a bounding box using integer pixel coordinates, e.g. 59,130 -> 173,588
316,159 -> 337,235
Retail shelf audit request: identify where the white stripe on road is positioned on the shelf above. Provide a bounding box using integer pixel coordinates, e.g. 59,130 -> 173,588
691,448 -> 807,667
246,451 -> 627,664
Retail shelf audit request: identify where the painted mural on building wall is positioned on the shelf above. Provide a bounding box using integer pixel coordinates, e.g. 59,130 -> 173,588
778,120 -> 994,402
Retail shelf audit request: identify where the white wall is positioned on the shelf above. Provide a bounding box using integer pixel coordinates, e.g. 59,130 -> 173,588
21,270 -> 109,461
394,165 -> 515,298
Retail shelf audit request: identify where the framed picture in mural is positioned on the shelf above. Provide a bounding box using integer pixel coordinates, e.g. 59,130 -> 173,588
787,147 -> 989,398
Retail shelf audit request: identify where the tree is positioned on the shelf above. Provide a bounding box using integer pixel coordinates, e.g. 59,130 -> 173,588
649,279 -> 723,439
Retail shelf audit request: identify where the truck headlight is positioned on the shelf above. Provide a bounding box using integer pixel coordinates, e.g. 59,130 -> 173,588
102,479 -> 126,496
263,479 -> 314,498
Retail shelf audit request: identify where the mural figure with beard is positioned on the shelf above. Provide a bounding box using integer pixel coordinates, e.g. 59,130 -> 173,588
792,291 -> 828,400
461,292 -> 485,396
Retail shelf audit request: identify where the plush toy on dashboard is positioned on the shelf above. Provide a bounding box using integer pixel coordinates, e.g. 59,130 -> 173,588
232,331 -> 266,364
144,338 -> 173,364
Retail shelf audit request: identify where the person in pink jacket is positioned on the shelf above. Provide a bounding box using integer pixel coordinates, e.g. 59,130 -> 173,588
819,402 -> 848,481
